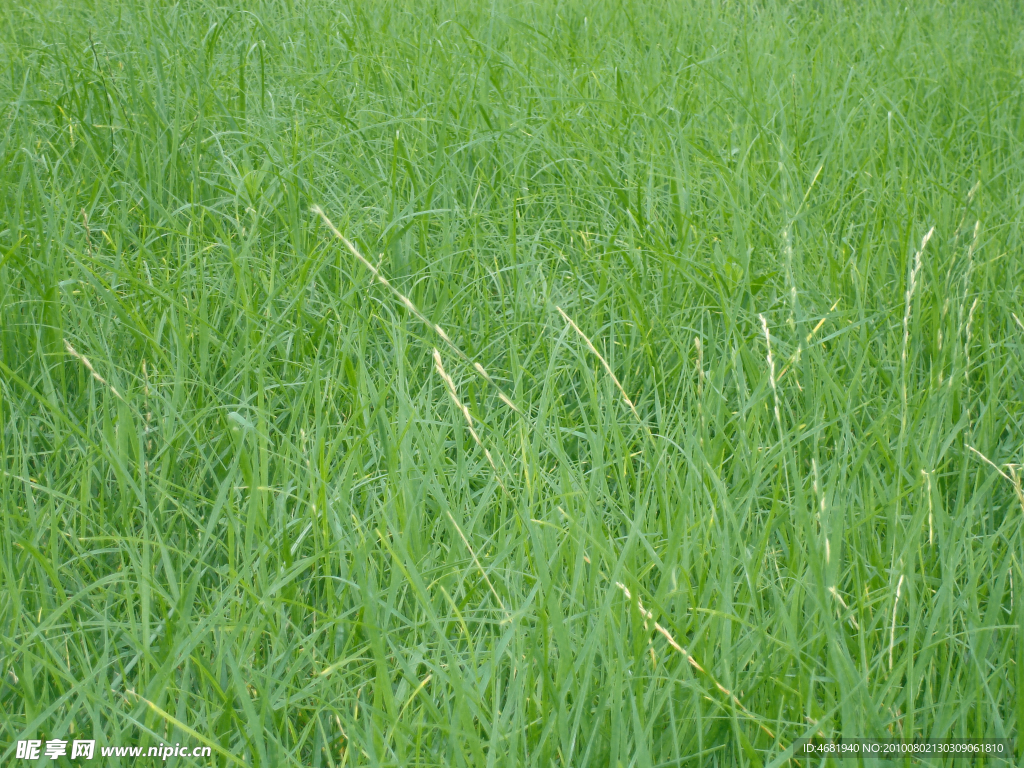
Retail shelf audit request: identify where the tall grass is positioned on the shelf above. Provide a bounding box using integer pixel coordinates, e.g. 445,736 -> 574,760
1,0 -> 1023,765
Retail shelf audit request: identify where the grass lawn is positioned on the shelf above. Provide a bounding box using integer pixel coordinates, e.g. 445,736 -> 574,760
2,0 -> 1023,764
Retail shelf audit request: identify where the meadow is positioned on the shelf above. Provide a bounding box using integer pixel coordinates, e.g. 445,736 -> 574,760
1,0 -> 1023,765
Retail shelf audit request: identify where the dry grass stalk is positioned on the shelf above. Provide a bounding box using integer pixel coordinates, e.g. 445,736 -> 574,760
615,582 -> 776,740
828,586 -> 860,630
433,348 -> 507,494
64,340 -> 124,401
443,505 -> 508,617
312,205 -> 520,415
889,573 -> 905,671
783,225 -> 797,330
967,446 -> 1024,521
561,315 -> 778,739
957,221 -> 980,391
902,227 -> 935,369
967,445 -> 1018,485
921,469 -> 934,546
900,227 -> 935,431
952,182 -> 981,242
965,296 -> 979,387
313,207 -> 514,618
759,314 -> 783,432
431,347 -> 510,616
555,306 -> 641,423
804,298 -> 842,345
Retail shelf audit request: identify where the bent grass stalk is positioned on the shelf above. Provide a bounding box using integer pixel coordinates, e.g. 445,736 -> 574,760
313,205 -> 521,414
64,340 -> 124,401
433,348 -> 508,495
315,206 -> 515,618
431,348 -> 510,616
558,305 -> 776,741
615,582 -> 776,740
555,305 -> 641,424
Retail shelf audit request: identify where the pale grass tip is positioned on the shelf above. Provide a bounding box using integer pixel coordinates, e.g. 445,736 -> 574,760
64,340 -> 124,401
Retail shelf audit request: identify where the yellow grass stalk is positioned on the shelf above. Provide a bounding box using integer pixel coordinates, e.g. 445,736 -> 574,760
312,205 -> 520,415
64,340 -> 124,401
555,306 -> 641,423
432,348 -> 507,495
615,582 -> 776,740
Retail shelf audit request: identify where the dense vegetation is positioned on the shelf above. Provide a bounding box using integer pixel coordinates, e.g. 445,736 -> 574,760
2,0 -> 1023,764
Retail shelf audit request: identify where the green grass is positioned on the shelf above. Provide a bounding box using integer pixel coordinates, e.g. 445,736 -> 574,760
2,0 -> 1023,765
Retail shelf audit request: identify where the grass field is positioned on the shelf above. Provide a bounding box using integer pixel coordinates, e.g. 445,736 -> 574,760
2,0 -> 1023,765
